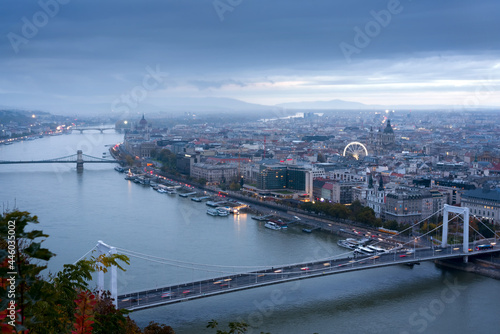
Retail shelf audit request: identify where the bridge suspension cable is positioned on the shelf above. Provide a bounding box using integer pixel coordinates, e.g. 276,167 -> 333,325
73,245 -> 98,264
115,247 -> 277,270
117,249 -> 271,276
471,214 -> 500,239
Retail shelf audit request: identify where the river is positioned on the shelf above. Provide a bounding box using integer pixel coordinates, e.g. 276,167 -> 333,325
1,131 -> 499,334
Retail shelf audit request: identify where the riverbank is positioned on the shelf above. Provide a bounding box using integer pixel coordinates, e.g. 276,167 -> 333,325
435,255 -> 500,280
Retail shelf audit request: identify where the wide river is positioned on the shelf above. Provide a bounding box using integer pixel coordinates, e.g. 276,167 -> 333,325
1,131 -> 499,334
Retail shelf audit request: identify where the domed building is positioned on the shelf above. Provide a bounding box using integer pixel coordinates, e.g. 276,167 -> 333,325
369,120 -> 397,154
138,114 -> 148,130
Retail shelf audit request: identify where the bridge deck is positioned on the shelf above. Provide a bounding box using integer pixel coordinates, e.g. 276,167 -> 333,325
118,245 -> 499,311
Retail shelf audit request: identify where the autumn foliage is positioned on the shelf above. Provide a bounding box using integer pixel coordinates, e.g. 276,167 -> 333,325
72,290 -> 97,334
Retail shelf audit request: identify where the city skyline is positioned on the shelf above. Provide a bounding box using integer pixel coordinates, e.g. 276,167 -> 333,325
1,0 -> 499,115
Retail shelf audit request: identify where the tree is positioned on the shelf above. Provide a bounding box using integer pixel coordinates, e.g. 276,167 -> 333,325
206,320 -> 274,334
0,210 -> 132,333
92,290 -> 130,334
356,207 -> 376,226
317,153 -> 326,163
0,211 -> 55,331
143,321 -> 175,334
300,202 -> 314,212
384,220 -> 399,231
157,149 -> 177,173
349,200 -> 363,219
229,182 -> 241,191
125,155 -> 135,166
477,219 -> 495,239
72,290 -> 97,334
207,320 -> 249,334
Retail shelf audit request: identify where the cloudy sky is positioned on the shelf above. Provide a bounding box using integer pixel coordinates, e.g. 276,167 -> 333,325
1,0 -> 499,114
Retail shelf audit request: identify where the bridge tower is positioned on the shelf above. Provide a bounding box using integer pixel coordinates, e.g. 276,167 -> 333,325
76,150 -> 84,172
96,241 -> 118,307
441,204 -> 470,262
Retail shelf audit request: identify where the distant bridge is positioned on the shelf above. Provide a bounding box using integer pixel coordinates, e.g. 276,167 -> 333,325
0,150 -> 124,172
72,127 -> 115,134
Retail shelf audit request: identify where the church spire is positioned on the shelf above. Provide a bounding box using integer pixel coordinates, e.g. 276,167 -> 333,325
378,175 -> 384,191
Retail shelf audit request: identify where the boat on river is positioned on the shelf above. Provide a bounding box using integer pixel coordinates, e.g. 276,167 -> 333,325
354,246 -> 375,255
367,245 -> 387,254
216,207 -> 230,216
114,166 -> 125,172
206,208 -> 219,216
264,221 -> 282,230
337,238 -> 369,250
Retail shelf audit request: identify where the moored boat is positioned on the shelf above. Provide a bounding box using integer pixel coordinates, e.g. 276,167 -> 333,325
367,245 -> 387,254
264,221 -> 282,230
337,238 -> 368,250
206,208 -> 219,216
114,166 -> 125,172
354,246 -> 375,255
216,207 -> 230,216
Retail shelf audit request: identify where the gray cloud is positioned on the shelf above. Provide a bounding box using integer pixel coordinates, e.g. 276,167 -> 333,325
0,0 -> 499,114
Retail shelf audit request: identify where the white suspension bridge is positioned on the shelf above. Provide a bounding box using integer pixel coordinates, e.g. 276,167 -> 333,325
78,205 -> 499,311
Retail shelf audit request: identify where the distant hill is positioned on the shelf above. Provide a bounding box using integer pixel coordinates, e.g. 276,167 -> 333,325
37,97 -> 284,117
276,99 -> 375,110
155,97 -> 281,113
0,109 -> 50,125
275,99 -> 500,111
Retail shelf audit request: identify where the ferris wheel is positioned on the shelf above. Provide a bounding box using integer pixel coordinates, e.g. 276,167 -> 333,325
343,141 -> 368,160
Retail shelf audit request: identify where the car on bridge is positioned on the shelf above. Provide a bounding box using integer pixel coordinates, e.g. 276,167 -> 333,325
476,244 -> 494,251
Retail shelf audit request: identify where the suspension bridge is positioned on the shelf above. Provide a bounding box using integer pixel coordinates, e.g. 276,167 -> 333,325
0,150 -> 124,172
80,205 -> 500,311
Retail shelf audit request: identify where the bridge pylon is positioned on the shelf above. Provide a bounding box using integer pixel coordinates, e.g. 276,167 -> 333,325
76,150 -> 84,172
441,204 -> 470,262
96,241 -> 118,307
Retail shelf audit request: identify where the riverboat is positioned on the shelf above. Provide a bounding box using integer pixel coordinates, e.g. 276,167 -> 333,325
216,207 -> 230,216
354,246 -> 375,255
206,209 -> 219,216
264,221 -> 282,230
367,245 -> 387,254
337,238 -> 368,250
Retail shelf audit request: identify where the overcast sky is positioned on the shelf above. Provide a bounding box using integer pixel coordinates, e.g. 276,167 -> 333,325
1,0 -> 499,115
